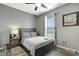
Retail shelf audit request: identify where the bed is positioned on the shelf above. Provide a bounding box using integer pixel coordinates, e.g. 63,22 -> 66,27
19,28 -> 55,56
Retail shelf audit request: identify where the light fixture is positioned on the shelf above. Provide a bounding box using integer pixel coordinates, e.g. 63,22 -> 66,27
36,3 -> 41,7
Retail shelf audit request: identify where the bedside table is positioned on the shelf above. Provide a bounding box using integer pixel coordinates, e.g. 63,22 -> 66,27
9,39 -> 20,49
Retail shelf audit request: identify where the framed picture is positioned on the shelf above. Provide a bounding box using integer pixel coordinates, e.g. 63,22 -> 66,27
63,12 -> 78,26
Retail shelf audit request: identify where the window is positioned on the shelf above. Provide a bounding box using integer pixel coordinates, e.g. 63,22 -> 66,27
45,16 -> 55,38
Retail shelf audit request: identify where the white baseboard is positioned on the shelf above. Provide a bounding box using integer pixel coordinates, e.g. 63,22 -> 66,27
56,45 -> 79,55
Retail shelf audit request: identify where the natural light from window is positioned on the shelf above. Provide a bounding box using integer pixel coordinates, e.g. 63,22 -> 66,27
45,15 -> 55,39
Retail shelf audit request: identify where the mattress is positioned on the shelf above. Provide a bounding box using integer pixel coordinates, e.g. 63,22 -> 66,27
21,36 -> 54,56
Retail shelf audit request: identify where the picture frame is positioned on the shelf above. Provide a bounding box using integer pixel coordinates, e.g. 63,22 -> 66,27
63,12 -> 79,26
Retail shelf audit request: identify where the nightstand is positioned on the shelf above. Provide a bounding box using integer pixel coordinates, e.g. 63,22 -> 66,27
9,39 -> 20,49
9,29 -> 20,48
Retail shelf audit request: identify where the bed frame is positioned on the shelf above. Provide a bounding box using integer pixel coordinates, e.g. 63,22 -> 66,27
19,28 -> 54,56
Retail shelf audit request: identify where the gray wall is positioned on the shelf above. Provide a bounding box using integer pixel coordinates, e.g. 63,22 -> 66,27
36,3 -> 79,50
0,4 -> 36,44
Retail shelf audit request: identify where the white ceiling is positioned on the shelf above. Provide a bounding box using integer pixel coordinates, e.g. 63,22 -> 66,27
2,3 -> 66,16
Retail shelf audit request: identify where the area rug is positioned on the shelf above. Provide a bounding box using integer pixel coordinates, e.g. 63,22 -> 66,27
11,46 -> 29,56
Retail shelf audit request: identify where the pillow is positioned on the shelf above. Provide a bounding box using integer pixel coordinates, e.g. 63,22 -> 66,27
21,32 -> 31,38
31,32 -> 37,37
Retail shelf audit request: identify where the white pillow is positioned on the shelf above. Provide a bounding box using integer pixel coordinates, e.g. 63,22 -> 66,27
31,32 -> 37,37
22,32 -> 31,38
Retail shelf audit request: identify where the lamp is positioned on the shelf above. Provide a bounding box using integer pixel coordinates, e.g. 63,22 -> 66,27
10,29 -> 19,39
11,29 -> 19,34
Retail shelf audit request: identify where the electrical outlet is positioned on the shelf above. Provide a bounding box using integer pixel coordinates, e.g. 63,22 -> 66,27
62,41 -> 67,46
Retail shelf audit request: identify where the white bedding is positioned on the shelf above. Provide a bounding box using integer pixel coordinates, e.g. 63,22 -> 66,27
21,36 -> 54,56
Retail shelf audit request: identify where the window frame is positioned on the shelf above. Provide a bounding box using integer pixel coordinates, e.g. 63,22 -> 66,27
45,15 -> 55,38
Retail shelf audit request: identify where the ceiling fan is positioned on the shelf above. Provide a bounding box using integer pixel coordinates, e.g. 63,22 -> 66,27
25,3 -> 47,11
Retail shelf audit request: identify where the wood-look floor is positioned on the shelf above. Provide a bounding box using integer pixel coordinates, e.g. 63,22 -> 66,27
5,46 -> 74,56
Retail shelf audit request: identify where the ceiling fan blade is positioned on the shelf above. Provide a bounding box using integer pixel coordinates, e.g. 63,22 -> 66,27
25,3 -> 35,4
41,4 -> 47,9
35,6 -> 38,11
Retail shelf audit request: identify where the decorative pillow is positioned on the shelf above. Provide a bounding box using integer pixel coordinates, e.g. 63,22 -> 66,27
21,32 -> 31,38
31,32 -> 37,37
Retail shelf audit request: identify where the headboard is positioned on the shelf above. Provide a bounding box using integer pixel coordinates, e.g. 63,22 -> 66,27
20,28 -> 36,32
19,28 -> 36,42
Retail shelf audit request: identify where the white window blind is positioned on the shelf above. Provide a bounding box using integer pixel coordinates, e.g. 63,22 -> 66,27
45,16 -> 55,38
